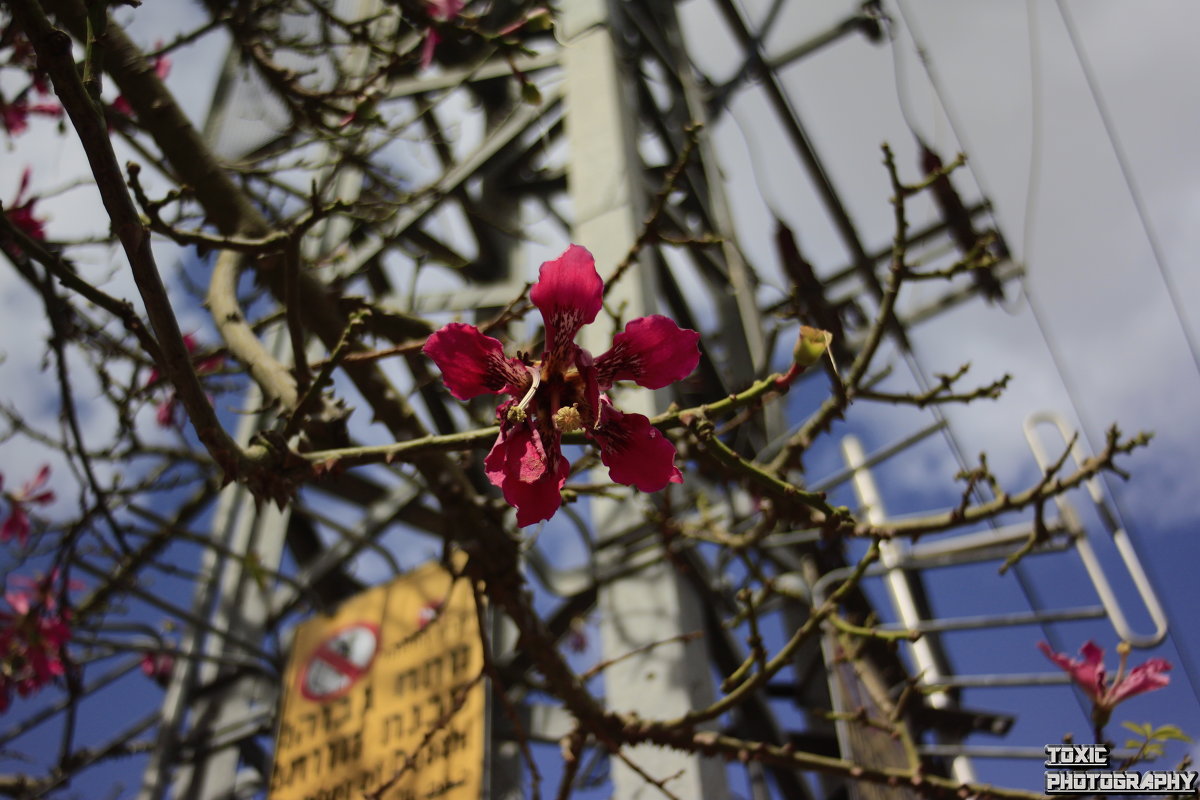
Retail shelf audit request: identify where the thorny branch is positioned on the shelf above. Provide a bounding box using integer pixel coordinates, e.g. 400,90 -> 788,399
0,1 -> 1165,798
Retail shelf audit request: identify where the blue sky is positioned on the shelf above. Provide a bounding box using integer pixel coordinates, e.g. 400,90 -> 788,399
684,0 -> 1200,791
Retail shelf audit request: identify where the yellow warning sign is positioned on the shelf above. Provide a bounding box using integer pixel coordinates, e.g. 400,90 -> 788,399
269,558 -> 484,800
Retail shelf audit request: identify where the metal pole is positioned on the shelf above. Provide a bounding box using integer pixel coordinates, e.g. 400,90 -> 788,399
562,1 -> 726,796
842,435 -> 976,786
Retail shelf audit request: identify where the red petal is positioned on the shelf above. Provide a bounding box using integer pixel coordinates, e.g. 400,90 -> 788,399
423,323 -> 529,400
484,423 -> 546,487
530,245 -> 603,366
156,396 -> 179,428
2,507 -> 30,547
419,30 -> 440,70
2,103 -> 29,136
22,465 -> 50,496
154,54 -> 172,81
1038,641 -> 1105,702
16,167 -> 32,206
5,588 -> 31,616
589,403 -> 682,492
195,354 -> 225,374
595,315 -> 700,390
484,423 -> 568,526
427,0 -> 465,20
1109,658 -> 1171,704
507,460 -> 569,527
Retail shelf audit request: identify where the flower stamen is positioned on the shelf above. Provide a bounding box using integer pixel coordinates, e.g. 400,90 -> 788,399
552,405 -> 583,433
516,366 -> 541,413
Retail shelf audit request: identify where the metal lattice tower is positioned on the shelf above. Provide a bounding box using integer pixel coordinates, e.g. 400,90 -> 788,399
0,1 -> 1172,799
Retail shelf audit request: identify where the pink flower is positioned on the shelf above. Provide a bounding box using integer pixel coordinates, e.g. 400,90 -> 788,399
424,244 -> 700,526
0,95 -> 61,137
146,334 -> 224,429
0,570 -> 76,711
1,27 -> 50,94
1039,641 -> 1171,726
3,167 -> 47,259
5,569 -> 80,614
419,0 -> 465,69
141,650 -> 176,686
427,0 -> 465,19
1,464 -> 55,547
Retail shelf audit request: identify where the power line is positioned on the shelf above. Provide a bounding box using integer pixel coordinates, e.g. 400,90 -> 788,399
1054,0 -> 1200,382
891,0 -> 1200,713
1021,0 -> 1043,282
885,0 -> 1095,727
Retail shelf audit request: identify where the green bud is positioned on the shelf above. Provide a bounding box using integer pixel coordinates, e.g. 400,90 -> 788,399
793,326 -> 832,367
521,81 -> 543,106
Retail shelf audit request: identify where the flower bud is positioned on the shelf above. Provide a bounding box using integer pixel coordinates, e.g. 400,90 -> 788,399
793,326 -> 832,368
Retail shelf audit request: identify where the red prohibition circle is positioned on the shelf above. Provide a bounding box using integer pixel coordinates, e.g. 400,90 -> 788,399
297,622 -> 381,702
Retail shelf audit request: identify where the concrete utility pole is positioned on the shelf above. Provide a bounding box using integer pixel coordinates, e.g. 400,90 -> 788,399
563,1 -> 727,797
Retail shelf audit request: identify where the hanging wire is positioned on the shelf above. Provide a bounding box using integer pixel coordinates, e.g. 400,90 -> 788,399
890,0 -> 1200,711
887,0 -> 1072,664
1020,0 -> 1044,281
1054,0 -> 1200,381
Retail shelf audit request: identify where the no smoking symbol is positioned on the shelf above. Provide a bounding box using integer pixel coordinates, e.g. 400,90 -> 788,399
299,623 -> 379,702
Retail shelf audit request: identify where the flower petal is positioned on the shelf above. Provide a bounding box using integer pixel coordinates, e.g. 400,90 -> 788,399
530,245 -> 603,367
506,460 -> 569,527
1038,641 -> 1105,702
154,53 -> 173,81
15,168 -> 32,207
574,347 -> 602,428
1109,658 -> 1171,704
156,395 -> 179,429
20,465 -> 50,499
595,315 -> 701,390
2,507 -> 30,547
484,422 -> 546,487
6,588 -> 30,616
419,29 -> 441,70
427,0 -> 465,21
423,322 -> 529,400
484,422 -> 569,526
589,402 -> 682,492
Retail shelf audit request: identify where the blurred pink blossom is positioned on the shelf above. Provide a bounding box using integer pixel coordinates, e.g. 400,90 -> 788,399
0,570 -> 78,712
1,464 -> 55,547
146,334 -> 224,429
419,0 -> 465,69
1039,640 -> 1171,727
141,650 -> 176,686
